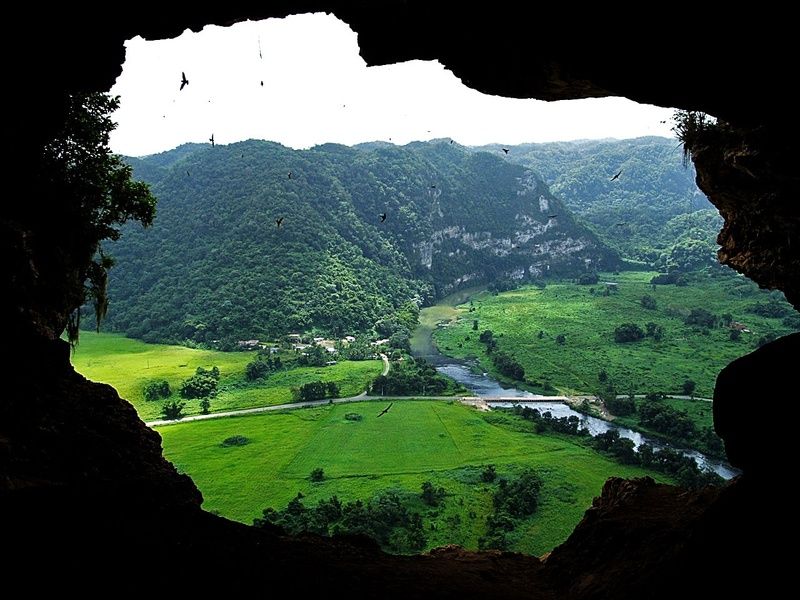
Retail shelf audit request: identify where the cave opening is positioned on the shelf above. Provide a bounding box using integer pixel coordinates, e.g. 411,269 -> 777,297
3,4 -> 796,593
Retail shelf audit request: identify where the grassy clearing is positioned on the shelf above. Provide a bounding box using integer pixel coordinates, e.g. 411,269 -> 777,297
433,271 -> 797,399
159,399 -> 665,555
71,332 -> 382,420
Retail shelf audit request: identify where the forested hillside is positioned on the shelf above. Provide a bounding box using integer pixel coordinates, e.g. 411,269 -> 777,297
99,140 -> 617,345
476,137 -> 721,268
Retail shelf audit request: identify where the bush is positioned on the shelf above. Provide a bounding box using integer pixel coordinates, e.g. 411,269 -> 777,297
783,314 -> 800,329
685,308 -> 716,328
161,400 -> 185,420
221,435 -> 249,447
682,380 -> 696,397
180,371 -> 218,399
481,464 -> 497,483
555,334 -> 566,345
614,323 -> 645,343
640,295 -> 657,310
748,301 -> 790,319
200,396 -> 211,414
578,272 -> 599,285
245,358 -> 270,380
421,481 -> 446,506
605,395 -> 635,416
143,380 -> 171,401
310,467 -> 325,482
344,412 -> 362,421
645,322 -> 664,341
729,329 -> 741,341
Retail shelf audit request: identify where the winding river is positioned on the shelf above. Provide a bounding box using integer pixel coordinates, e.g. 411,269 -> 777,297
414,302 -> 738,480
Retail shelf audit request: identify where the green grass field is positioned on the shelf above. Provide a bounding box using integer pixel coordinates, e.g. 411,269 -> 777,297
71,332 -> 382,420
433,271 -> 797,398
159,399 -> 664,556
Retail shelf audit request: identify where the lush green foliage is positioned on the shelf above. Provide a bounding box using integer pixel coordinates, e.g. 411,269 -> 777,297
294,380 -> 339,402
179,367 -> 219,399
70,332 -> 382,420
614,323 -> 645,343
369,357 -> 461,396
39,92 -> 156,343
143,379 -> 171,401
255,491 -> 427,554
161,399 -> 185,420
159,401 -> 665,555
481,137 -> 720,267
93,140 -> 616,345
432,271 -> 798,399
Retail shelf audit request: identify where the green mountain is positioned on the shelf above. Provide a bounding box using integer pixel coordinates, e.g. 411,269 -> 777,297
100,140 -> 618,345
475,137 -> 721,267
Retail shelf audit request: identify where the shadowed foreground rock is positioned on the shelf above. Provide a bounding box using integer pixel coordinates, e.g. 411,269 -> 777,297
3,3 -> 798,596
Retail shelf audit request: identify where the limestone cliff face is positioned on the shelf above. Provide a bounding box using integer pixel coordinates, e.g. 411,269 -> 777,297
4,4 -> 799,597
689,125 -> 800,310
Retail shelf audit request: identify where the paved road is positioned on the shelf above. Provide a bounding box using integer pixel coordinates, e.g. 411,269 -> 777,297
616,394 -> 712,402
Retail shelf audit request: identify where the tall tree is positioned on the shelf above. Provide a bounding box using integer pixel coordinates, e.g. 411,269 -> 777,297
36,93 -> 156,344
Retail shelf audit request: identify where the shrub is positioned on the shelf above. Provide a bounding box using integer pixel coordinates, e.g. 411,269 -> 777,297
221,435 -> 249,447
614,323 -> 644,343
555,334 -> 566,345
344,413 -> 363,421
481,464 -> 497,483
421,481 -> 446,506
640,295 -> 657,310
180,372 -> 218,399
161,400 -> 185,420
310,467 -> 325,482
143,380 -> 170,401
685,308 -> 716,328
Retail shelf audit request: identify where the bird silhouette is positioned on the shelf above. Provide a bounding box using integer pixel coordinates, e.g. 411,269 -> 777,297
186,170 -> 190,177
610,170 -> 622,181
380,213 -> 387,223
180,72 -> 189,91
615,222 -> 627,227
450,139 -> 454,144
430,184 -> 436,189
260,81 -> 264,87
209,134 -> 215,147
288,171 -> 293,179
377,402 -> 393,417
275,217 -> 284,228
548,214 -> 558,219
502,148 -> 509,154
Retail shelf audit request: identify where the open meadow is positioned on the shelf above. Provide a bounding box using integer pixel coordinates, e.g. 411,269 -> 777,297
71,332 -> 382,420
159,399 -> 665,555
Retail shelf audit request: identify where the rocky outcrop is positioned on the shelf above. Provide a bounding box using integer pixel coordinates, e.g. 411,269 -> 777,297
690,125 -> 800,310
4,3 -> 798,597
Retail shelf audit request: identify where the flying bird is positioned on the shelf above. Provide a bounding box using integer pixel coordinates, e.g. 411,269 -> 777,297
287,171 -> 293,179
377,402 -> 393,417
180,72 -> 189,91
548,214 -> 558,219
502,148 -> 509,154
186,170 -> 190,177
275,217 -> 284,228
380,213 -> 387,223
610,170 -> 622,181
260,81 -> 264,87
615,222 -> 627,227
209,134 -> 215,147
430,184 -> 436,189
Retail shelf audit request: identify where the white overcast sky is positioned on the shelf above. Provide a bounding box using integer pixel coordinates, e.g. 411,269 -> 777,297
110,13 -> 676,157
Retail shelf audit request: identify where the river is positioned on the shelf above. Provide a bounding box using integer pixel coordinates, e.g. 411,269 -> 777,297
413,304 -> 738,480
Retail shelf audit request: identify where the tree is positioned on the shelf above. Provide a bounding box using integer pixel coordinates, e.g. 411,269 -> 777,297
43,93 -> 157,345
645,322 -> 664,341
180,370 -> 218,399
326,381 -> 340,398
143,380 -> 171,401
481,464 -> 497,483
310,467 -> 325,482
472,319 -> 478,331
421,481 -> 446,506
682,380 -> 696,398
245,357 -> 270,380
555,333 -> 566,345
685,308 -> 716,328
729,329 -> 741,341
640,295 -> 657,310
200,396 -> 211,414
161,400 -> 185,420
598,369 -> 608,383
614,323 -> 645,343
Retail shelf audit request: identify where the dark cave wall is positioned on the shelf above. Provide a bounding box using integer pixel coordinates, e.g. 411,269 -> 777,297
2,3 -> 798,597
